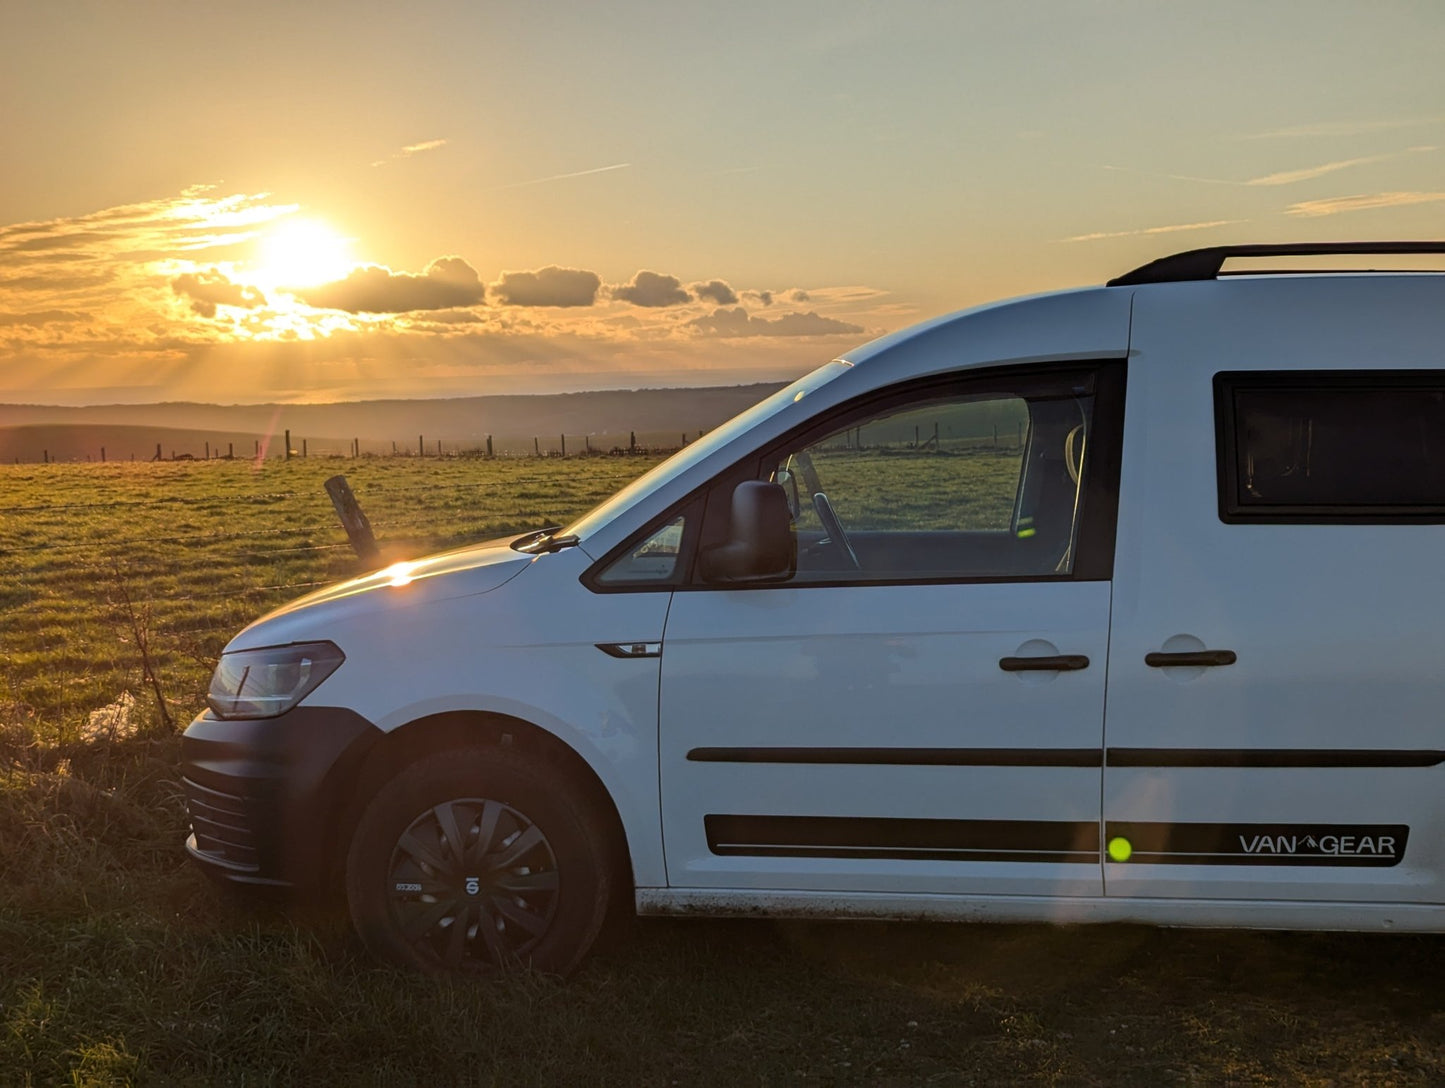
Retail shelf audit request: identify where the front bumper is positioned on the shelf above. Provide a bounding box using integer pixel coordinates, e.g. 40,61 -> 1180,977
181,705 -> 381,891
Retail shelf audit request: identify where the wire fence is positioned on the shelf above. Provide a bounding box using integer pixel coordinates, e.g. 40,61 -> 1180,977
6,427 -> 706,466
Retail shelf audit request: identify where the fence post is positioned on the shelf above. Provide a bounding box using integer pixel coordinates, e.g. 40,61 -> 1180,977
302,439 -> 308,458
534,436 -> 540,457
228,442 -> 234,459
324,475 -> 380,563
285,430 -> 292,460
418,435 -> 424,457
43,449 -> 49,463
101,446 -> 106,462
585,435 -> 590,453
486,435 -> 493,457
630,431 -> 636,452
560,434 -> 566,457
438,439 -> 443,457
154,443 -> 162,462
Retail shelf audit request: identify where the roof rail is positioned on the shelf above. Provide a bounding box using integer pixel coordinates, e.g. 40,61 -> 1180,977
1107,242 -> 1445,287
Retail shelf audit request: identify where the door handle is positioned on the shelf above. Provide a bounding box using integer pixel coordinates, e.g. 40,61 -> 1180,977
998,654 -> 1090,672
1145,650 -> 1236,668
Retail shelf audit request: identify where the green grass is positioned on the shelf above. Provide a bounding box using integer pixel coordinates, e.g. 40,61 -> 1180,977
4,458 -> 1445,1085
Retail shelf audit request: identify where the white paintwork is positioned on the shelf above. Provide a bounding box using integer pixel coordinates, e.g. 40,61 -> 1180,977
659,581 -> 1110,896
1105,276 -> 1445,906
214,267 -> 1445,933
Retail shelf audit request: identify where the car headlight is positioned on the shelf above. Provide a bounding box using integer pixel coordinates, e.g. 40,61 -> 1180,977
206,641 -> 345,719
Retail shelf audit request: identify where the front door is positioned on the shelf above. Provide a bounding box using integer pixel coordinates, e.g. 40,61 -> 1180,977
659,362 -> 1126,897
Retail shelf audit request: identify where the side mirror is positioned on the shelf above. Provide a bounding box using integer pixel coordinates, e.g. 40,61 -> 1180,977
700,480 -> 796,583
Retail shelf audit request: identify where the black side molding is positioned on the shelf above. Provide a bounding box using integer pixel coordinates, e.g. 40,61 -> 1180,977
706,814 -> 1100,863
1108,748 -> 1445,769
688,747 -> 1102,767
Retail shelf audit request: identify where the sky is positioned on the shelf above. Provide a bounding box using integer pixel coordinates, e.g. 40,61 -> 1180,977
1,0 -> 1443,406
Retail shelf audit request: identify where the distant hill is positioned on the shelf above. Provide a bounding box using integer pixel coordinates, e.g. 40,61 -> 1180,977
0,383 -> 788,463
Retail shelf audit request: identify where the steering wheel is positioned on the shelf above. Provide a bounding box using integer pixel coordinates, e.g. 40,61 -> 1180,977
791,452 -> 859,570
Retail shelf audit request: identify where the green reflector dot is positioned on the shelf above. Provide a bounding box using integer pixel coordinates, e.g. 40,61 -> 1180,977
1017,528 -> 1036,538
1107,837 -> 1132,862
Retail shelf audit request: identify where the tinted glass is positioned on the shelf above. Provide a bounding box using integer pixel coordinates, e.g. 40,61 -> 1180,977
1220,373 -> 1445,519
595,516 -> 686,583
767,390 -> 1093,581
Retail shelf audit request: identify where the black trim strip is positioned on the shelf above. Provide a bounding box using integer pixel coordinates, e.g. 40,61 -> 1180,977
686,747 -> 1445,769
1106,822 -> 1408,868
1107,748 -> 1445,768
688,747 -> 1103,767
705,814 -> 1099,863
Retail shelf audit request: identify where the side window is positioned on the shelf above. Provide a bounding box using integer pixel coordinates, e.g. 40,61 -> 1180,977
761,379 -> 1099,583
1216,371 -> 1445,522
594,515 -> 687,584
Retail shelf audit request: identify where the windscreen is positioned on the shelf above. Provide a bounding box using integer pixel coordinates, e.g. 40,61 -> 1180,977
563,360 -> 854,542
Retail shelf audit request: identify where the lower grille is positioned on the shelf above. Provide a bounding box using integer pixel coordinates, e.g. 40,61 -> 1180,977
182,776 -> 261,870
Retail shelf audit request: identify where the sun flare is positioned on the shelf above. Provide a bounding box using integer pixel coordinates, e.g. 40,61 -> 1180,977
251,218 -> 354,290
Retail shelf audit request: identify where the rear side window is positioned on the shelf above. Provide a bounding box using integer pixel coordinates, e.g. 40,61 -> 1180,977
1216,371 -> 1445,522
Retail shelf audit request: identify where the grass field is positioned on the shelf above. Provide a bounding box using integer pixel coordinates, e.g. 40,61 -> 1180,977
4,458 -> 1445,1085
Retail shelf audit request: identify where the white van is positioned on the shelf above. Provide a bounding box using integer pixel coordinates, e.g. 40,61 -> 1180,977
183,242 -> 1445,975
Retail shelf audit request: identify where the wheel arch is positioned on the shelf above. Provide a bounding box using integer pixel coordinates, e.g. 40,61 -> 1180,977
329,710 -> 636,904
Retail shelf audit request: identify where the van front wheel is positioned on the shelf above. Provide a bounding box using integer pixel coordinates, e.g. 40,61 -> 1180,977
345,746 -> 613,976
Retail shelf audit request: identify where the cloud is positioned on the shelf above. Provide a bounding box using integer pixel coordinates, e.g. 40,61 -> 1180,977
10,230 -> 120,253
371,138 -> 448,167
1063,219 -> 1244,243
1247,116 -> 1445,139
171,270 -> 266,317
1286,191 -> 1445,217
298,257 -> 485,312
613,270 -> 691,307
692,279 -> 738,305
1104,145 -> 1435,191
687,307 -> 863,338
1245,156 -> 1391,186
483,163 -> 632,192
0,310 -> 87,327
789,289 -> 810,302
745,289 -> 774,306
492,265 -> 601,307
0,271 -> 116,292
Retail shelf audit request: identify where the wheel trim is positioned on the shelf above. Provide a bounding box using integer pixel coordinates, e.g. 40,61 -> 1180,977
386,797 -> 561,969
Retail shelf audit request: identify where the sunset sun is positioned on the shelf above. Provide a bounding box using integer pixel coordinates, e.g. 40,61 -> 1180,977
252,218 -> 353,289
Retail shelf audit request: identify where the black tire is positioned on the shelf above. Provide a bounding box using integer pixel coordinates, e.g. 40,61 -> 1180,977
345,745 -> 614,977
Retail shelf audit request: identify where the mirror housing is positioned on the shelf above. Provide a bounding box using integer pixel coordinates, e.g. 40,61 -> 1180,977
700,480 -> 796,583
